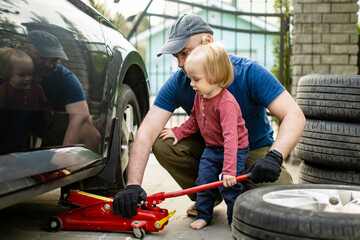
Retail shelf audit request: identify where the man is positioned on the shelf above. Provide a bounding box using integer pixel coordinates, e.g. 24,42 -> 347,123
113,14 -> 305,219
23,30 -> 100,152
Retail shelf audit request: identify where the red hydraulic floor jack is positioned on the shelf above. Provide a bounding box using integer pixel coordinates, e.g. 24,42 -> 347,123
48,173 -> 251,239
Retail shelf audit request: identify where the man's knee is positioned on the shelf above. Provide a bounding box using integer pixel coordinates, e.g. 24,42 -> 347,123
152,138 -> 171,165
153,133 -> 205,165
242,166 -> 293,192
243,146 -> 293,192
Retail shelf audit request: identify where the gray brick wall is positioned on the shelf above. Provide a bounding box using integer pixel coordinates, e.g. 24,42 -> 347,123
291,0 -> 359,94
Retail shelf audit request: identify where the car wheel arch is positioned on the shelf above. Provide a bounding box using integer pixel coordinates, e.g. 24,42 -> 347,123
117,51 -> 149,120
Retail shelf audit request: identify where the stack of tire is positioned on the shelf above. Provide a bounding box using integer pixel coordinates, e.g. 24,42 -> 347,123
232,74 -> 360,240
294,74 -> 360,185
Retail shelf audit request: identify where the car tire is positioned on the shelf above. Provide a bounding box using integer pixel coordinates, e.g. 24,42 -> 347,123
110,84 -> 141,195
232,184 -> 360,240
71,84 -> 141,197
294,119 -> 360,170
296,74 -> 360,122
298,161 -> 360,185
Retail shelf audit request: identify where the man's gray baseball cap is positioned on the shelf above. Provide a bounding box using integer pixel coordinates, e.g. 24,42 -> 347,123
157,14 -> 213,57
25,30 -> 68,60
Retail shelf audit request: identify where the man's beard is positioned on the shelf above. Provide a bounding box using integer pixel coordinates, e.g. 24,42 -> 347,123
33,65 -> 56,82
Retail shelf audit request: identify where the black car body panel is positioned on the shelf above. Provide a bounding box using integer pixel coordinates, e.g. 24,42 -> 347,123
0,146 -> 104,209
0,0 -> 149,209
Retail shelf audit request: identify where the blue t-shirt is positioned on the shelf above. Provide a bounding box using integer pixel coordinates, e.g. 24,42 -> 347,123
154,54 -> 285,150
39,64 -> 86,112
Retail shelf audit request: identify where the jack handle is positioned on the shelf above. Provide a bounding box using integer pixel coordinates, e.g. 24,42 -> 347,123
144,173 -> 251,206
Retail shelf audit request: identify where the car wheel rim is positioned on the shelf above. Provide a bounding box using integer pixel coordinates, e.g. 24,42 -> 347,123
262,188 -> 360,213
120,104 -> 138,172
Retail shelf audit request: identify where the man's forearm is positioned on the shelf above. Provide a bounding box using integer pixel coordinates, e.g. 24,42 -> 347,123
63,114 -> 87,145
126,117 -> 169,186
125,105 -> 173,186
126,136 -> 153,186
270,107 -> 305,159
267,91 -> 306,159
63,101 -> 92,147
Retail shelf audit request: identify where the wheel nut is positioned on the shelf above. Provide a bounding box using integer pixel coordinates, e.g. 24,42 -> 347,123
329,196 -> 340,205
50,221 -> 57,228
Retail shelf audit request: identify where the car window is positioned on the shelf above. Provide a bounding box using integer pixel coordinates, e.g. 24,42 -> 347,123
0,0 -> 111,154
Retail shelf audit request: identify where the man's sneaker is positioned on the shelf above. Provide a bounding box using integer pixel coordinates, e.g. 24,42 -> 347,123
186,198 -> 223,217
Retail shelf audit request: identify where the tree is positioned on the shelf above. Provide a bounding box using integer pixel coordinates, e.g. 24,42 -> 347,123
88,0 -> 150,38
88,0 -> 130,34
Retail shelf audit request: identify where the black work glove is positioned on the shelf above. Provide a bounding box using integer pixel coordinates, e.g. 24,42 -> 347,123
245,151 -> 282,183
113,185 -> 147,218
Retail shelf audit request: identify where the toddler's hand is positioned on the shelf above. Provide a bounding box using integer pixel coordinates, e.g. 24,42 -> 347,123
223,175 -> 236,187
159,128 -> 178,146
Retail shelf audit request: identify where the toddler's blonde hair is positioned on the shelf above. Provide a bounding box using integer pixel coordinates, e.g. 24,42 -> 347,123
184,38 -> 234,88
0,47 -> 33,79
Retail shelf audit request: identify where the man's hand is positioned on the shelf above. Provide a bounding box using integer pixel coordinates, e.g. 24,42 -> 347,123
246,151 -> 282,183
113,185 -> 147,218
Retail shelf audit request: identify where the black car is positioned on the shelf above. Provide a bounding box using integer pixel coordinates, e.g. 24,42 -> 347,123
0,0 -> 149,209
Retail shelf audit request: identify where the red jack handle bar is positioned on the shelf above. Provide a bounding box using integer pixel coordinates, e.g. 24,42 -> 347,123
144,173 -> 251,206
165,172 -> 251,198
